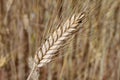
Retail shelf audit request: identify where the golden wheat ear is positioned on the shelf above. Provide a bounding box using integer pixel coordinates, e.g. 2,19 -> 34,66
27,12 -> 85,80
34,12 -> 85,67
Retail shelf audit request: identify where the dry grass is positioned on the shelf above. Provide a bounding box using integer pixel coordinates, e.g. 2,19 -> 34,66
27,13 -> 85,80
0,0 -> 120,80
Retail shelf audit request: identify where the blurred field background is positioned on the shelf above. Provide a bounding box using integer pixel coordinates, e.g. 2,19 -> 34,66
0,0 -> 120,80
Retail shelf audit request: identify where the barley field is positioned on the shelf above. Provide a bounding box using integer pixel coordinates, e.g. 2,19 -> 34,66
0,0 -> 120,80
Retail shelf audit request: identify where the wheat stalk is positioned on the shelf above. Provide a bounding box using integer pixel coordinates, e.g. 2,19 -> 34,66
27,13 -> 85,80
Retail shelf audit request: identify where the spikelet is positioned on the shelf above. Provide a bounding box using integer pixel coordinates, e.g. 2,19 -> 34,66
34,13 -> 85,67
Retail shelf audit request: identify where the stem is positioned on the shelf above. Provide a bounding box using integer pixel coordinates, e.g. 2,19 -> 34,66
27,63 -> 37,80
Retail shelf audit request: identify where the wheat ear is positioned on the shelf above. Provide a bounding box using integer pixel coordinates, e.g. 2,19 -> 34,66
27,13 -> 85,80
